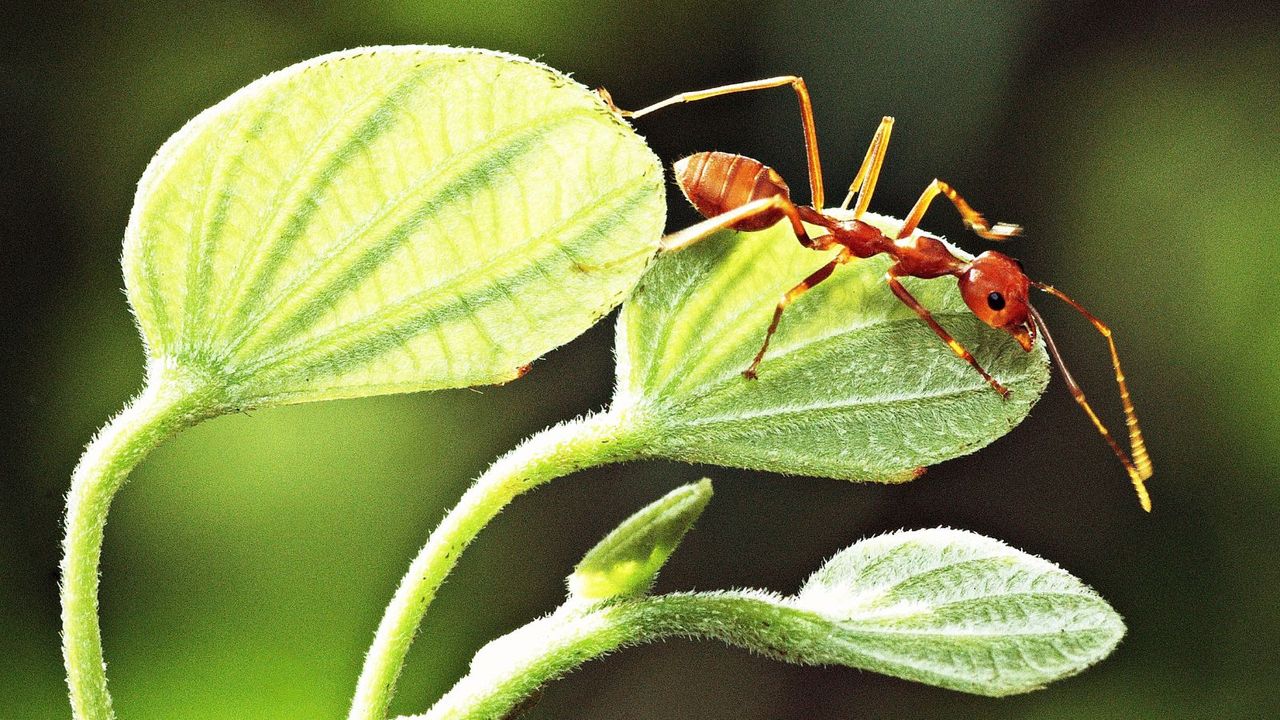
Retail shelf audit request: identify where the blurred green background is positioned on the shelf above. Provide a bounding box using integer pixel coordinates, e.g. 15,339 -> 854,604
3,1 -> 1277,717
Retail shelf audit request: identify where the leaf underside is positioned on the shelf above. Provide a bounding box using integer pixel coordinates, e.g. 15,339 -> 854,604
788,528 -> 1124,695
124,46 -> 665,407
617,212 -> 1051,482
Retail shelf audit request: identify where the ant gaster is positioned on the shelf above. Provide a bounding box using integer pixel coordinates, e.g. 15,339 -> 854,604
599,76 -> 1153,511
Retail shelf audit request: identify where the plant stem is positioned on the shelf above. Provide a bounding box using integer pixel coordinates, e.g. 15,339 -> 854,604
348,408 -> 642,720
402,592 -> 799,720
61,362 -> 216,720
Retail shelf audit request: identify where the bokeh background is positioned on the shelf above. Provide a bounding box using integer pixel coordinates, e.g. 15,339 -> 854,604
4,1 -> 1278,717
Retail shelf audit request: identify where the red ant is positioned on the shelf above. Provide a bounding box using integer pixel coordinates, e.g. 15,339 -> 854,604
599,76 -> 1154,511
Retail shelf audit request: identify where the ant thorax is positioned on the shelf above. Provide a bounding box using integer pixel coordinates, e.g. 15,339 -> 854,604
823,209 -> 974,256
815,208 -> 971,275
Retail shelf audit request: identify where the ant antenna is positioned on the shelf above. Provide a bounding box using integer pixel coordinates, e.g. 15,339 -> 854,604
1028,286 -> 1153,511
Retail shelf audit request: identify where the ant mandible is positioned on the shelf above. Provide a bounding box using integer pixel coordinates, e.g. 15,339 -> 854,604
598,76 -> 1154,511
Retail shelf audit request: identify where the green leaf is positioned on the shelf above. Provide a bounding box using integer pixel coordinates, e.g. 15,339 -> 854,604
616,212 -> 1049,481
568,479 -> 712,601
123,46 -> 664,408
785,528 -> 1125,695
417,527 -> 1123,719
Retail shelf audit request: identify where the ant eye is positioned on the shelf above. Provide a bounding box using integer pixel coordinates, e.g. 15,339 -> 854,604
987,291 -> 1006,311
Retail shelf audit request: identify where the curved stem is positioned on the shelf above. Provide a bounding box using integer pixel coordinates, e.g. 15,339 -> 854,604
348,408 -> 642,720
61,361 -> 218,720
402,592 -> 800,720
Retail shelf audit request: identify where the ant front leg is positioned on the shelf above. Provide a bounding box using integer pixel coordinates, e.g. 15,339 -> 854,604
743,241 -> 850,379
885,266 -> 1010,397
897,179 -> 1022,241
598,76 -> 826,208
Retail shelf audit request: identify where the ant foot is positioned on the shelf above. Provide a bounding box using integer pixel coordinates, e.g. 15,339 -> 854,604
596,87 -> 629,116
741,368 -> 759,381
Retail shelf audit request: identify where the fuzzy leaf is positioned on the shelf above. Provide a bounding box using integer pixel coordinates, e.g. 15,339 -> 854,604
568,479 -> 712,601
419,527 -> 1123,720
123,46 -> 664,407
616,212 -> 1049,481
784,528 -> 1125,695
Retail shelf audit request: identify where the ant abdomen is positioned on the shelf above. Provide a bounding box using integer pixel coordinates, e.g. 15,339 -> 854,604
674,151 -> 792,232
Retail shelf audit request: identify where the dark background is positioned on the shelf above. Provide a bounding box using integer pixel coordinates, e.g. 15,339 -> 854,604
4,1 -> 1278,717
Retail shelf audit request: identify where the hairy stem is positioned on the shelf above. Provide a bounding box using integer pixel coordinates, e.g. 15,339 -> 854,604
61,362 -> 218,720
348,408 -> 643,720
401,592 -> 803,720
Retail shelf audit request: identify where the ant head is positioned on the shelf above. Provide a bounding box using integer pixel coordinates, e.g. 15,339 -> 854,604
958,251 -> 1034,351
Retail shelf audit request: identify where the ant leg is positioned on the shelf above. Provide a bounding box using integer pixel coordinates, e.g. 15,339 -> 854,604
744,245 -> 852,379
572,195 -> 808,272
576,195 -> 820,272
660,195 -> 817,253
897,179 -> 1022,241
885,267 -> 1010,397
598,77 -> 825,209
840,116 -> 894,217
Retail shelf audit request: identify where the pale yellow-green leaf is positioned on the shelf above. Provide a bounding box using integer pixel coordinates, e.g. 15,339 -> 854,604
123,46 -> 664,407
616,213 -> 1050,481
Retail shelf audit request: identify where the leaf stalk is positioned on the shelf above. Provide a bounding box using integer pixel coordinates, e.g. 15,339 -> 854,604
348,408 -> 642,720
61,361 -> 219,720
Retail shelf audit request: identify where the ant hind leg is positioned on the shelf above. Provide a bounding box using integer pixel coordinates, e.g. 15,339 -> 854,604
572,194 -> 809,273
598,76 -> 825,209
744,245 -> 851,379
660,195 -> 816,254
